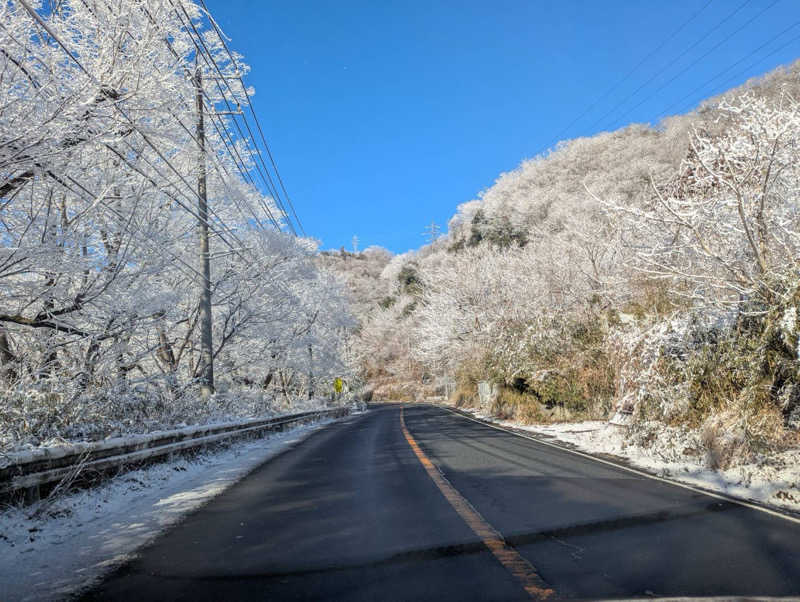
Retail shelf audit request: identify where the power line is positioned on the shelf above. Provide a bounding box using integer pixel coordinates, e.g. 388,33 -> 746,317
712,31 -> 800,95
16,0 -> 286,266
530,0 -> 714,157
659,21 -> 800,118
194,47 -> 295,235
98,0 -> 281,233
598,0 -> 781,132
161,95 -> 278,234
120,0 -> 291,236
127,0 -> 284,231
198,0 -> 306,236
170,0 -> 300,236
586,0 -> 753,134
53,0 -> 300,240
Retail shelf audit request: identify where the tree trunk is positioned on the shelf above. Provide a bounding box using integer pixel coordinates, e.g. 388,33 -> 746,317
0,327 -> 18,382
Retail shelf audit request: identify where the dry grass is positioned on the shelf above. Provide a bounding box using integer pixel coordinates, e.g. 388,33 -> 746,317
450,384 -> 478,408
488,387 -> 600,425
622,285 -> 800,468
694,395 -> 800,469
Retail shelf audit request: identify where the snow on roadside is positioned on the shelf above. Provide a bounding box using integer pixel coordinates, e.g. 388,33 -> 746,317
1,395 -> 336,457
457,407 -> 800,516
1,404 -> 333,467
0,416 -> 346,602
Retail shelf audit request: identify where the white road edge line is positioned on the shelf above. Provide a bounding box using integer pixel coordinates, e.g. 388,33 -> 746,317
438,405 -> 800,526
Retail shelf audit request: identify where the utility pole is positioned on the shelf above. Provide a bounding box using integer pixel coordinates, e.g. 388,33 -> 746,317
195,66 -> 214,398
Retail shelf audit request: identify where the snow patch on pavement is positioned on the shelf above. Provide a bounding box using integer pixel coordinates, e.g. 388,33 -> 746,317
457,408 -> 800,516
0,418 -> 341,601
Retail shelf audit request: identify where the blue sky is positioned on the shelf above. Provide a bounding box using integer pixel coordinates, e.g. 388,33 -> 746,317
207,0 -> 800,254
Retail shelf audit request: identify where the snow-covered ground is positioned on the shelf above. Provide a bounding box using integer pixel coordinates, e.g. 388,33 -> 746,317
1,395 -> 336,456
0,416 -> 348,602
1,403 -> 336,467
457,407 -> 800,516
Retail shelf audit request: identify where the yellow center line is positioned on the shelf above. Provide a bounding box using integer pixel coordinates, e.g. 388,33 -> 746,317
400,406 -> 555,600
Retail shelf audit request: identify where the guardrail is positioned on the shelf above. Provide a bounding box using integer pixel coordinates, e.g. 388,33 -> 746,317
1,406 -> 351,504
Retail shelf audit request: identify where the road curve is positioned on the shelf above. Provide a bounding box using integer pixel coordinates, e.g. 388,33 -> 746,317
82,404 -> 800,601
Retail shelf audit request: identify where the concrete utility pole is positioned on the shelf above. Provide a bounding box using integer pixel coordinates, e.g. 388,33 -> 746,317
195,66 -> 214,398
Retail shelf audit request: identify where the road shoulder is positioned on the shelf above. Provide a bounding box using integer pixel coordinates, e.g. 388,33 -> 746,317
438,404 -> 800,525
0,414 -> 358,602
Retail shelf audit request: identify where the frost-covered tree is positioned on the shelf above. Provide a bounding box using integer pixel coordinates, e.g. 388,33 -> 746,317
606,91 -> 800,309
0,0 -> 356,449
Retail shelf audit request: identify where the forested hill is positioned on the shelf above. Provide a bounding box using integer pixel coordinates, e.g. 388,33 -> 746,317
447,59 -> 800,254
327,58 -> 800,470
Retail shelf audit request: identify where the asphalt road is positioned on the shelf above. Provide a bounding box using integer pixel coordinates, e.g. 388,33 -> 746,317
82,404 -> 800,601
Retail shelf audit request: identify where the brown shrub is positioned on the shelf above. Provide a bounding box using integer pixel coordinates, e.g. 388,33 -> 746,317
450,384 -> 477,408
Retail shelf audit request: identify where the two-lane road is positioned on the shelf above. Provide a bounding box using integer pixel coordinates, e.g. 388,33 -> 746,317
83,404 -> 800,600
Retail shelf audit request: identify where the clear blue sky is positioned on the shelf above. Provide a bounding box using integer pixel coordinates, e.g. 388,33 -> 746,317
207,0 -> 800,254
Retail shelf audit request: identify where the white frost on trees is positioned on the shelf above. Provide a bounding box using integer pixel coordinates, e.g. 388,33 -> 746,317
0,0 -> 355,450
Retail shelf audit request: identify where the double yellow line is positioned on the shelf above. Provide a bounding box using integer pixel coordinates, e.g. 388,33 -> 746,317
400,407 -> 554,600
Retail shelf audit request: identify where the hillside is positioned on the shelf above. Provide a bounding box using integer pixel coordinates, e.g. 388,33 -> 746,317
332,58 -> 800,470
